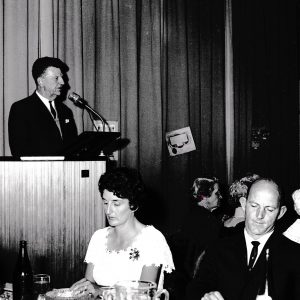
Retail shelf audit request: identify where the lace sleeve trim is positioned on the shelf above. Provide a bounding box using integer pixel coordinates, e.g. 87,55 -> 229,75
142,262 -> 175,273
137,226 -> 175,273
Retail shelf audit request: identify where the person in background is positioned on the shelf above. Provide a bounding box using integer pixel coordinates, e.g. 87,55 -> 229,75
8,56 -> 77,157
181,177 -> 223,275
165,177 -> 223,300
224,173 -> 260,228
283,188 -> 300,243
185,178 -> 300,300
70,167 -> 174,297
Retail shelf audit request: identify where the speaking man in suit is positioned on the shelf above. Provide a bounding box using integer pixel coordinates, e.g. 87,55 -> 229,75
8,56 -> 78,157
185,178 -> 300,300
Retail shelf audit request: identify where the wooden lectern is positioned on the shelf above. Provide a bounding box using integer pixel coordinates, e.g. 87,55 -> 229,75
0,158 -> 106,288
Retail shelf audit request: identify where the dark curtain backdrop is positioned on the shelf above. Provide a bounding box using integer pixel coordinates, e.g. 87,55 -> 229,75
0,0 -> 226,234
232,0 -> 299,207
159,0 -> 226,232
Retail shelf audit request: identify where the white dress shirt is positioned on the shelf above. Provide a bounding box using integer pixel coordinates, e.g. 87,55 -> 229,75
36,91 -> 62,136
36,91 -> 58,118
244,229 -> 273,267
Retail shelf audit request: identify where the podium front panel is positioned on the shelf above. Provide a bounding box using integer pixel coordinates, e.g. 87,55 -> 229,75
0,160 -> 106,287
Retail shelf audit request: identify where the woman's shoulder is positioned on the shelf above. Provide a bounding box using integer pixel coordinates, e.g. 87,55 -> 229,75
91,226 -> 110,239
142,225 -> 161,234
138,225 -> 175,272
139,225 -> 168,242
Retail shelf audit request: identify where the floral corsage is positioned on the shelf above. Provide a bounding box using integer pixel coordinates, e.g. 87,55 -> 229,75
129,248 -> 140,261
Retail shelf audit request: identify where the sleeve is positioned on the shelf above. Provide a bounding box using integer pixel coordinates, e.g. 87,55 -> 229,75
84,229 -> 105,264
8,103 -> 29,157
185,246 -> 219,300
140,227 -> 175,274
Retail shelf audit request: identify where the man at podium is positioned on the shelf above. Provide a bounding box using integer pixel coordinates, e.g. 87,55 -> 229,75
8,56 -> 78,157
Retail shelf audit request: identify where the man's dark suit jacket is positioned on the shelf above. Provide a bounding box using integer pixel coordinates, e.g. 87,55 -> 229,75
8,92 -> 78,156
185,230 -> 300,300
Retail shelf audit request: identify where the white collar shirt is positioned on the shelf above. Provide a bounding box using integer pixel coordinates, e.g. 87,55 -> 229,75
36,91 -> 62,137
36,91 -> 57,118
244,228 -> 273,267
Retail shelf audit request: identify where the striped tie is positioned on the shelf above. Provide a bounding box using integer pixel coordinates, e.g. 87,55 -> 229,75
49,101 -> 57,119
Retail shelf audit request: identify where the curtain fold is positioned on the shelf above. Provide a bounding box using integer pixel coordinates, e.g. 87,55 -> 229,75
0,1 -> 3,154
2,0 -> 39,154
39,0 -> 54,56
225,0 -> 234,184
138,0 -> 163,186
162,0 -> 191,230
119,0 -> 139,167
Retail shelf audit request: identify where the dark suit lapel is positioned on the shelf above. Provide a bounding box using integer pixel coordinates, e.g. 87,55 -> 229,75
256,231 -> 281,298
241,232 -> 280,299
31,93 -> 55,121
232,233 -> 261,300
56,101 -> 72,140
31,93 -> 63,139
237,232 -> 248,269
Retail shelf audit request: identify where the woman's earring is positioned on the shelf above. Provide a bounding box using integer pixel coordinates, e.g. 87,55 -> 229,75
130,205 -> 139,212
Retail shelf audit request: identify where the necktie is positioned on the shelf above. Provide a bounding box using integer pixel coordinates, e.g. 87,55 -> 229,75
49,101 -> 57,119
248,241 -> 260,271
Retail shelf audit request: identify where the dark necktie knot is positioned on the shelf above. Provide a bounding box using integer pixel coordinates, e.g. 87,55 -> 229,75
49,101 -> 57,119
248,241 -> 260,271
251,241 -> 260,247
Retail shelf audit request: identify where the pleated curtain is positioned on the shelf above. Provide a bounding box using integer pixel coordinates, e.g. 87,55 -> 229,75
0,0 -> 226,233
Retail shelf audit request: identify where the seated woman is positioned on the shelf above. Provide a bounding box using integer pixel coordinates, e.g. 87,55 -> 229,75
70,167 -> 174,296
180,177 -> 223,276
164,177 -> 223,300
224,173 -> 260,228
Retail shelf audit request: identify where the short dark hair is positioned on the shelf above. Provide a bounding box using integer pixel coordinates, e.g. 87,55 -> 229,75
32,56 -> 69,84
191,177 -> 219,201
98,167 -> 145,210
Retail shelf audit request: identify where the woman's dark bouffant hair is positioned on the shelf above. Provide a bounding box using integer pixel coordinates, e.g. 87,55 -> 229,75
98,167 -> 145,210
191,177 -> 219,201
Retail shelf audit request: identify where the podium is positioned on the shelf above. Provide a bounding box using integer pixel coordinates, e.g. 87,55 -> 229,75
0,158 -> 106,287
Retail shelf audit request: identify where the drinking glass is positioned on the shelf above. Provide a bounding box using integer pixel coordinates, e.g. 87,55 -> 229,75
34,274 -> 51,300
98,286 -> 116,300
113,280 -> 169,300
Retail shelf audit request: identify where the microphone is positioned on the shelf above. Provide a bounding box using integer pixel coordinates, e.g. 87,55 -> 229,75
68,92 -> 88,107
68,92 -> 110,132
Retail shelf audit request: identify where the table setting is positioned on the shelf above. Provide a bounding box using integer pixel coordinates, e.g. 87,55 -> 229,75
1,279 -> 169,300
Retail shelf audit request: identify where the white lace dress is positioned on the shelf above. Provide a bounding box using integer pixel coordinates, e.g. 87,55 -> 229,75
84,225 -> 175,289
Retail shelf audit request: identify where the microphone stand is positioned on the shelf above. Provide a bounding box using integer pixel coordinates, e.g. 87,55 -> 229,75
83,104 -> 110,132
69,92 -> 110,132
